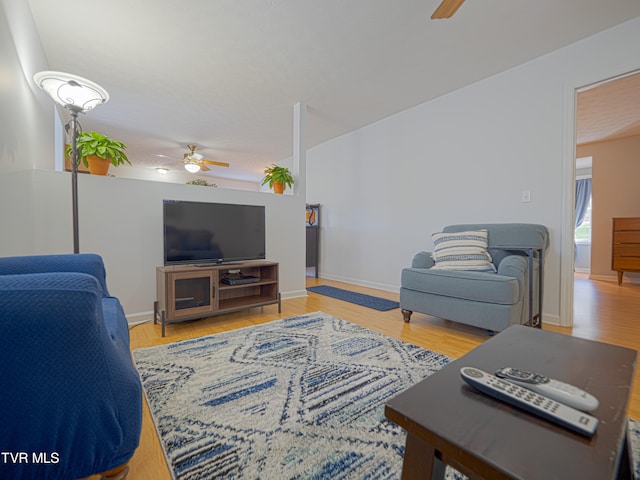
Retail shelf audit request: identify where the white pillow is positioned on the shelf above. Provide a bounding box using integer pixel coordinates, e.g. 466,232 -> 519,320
430,230 -> 496,272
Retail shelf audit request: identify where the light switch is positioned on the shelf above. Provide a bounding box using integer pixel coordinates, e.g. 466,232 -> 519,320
521,190 -> 531,203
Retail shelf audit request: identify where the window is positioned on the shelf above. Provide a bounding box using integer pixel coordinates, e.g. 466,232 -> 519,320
575,195 -> 592,242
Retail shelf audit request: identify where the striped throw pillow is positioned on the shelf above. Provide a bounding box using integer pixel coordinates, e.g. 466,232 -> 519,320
431,230 -> 496,271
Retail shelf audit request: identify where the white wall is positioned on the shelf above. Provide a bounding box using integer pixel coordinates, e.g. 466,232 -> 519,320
306,16 -> 640,324
575,243 -> 591,273
0,169 -> 307,321
0,1 -> 306,322
0,0 -> 54,253
0,0 -> 54,172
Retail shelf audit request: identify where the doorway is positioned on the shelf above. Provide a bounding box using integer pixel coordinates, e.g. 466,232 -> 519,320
564,70 -> 640,327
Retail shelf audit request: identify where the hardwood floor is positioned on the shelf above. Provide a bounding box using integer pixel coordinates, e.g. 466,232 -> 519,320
123,274 -> 640,480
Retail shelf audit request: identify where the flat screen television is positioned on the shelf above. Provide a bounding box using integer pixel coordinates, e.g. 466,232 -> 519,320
163,200 -> 266,265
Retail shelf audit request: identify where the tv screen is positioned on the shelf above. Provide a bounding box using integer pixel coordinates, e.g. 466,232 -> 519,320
163,200 -> 266,265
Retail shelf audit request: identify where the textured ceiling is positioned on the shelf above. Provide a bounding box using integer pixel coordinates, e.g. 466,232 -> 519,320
576,72 -> 640,146
26,0 -> 640,182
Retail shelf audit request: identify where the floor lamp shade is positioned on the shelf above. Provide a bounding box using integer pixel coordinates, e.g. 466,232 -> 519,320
34,71 -> 109,113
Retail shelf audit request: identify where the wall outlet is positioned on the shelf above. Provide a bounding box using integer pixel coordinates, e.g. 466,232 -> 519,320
521,190 -> 531,203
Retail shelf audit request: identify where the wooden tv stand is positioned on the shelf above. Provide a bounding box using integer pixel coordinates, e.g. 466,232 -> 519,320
154,260 -> 280,336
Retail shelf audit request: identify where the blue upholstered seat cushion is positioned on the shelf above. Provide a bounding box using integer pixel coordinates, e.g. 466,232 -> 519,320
401,267 -> 519,305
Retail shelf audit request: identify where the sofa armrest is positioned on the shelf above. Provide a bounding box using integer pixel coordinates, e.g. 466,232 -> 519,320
411,251 -> 435,269
0,253 -> 110,296
498,254 -> 527,288
498,254 -> 527,276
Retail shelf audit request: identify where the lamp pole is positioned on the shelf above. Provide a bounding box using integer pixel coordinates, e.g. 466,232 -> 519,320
33,71 -> 109,254
68,107 -> 81,253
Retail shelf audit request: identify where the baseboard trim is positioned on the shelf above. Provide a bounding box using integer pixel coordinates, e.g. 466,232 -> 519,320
126,311 -> 154,326
317,273 -> 399,294
541,313 -> 561,327
281,289 -> 308,300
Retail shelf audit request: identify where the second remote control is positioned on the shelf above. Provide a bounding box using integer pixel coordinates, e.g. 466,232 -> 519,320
495,367 -> 599,412
460,367 -> 598,437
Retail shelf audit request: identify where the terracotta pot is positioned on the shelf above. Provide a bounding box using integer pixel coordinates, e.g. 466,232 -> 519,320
86,155 -> 111,176
64,144 -> 90,173
272,181 -> 285,194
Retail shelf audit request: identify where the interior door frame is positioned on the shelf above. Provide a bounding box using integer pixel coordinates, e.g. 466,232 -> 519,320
560,66 -> 640,327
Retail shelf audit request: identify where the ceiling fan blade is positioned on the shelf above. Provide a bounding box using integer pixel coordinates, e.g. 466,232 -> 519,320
157,154 -> 183,161
160,145 -> 229,170
431,0 -> 466,19
201,160 -> 230,168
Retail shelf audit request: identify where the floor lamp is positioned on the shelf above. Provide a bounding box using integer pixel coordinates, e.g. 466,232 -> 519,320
34,71 -> 109,254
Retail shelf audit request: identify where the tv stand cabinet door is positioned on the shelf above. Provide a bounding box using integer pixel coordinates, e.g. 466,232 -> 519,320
166,270 -> 217,320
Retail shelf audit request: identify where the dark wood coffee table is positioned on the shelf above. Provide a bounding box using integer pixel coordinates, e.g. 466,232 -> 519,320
385,325 -> 637,479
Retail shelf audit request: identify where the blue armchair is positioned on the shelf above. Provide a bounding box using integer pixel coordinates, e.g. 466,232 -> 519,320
0,254 -> 142,480
400,223 -> 549,333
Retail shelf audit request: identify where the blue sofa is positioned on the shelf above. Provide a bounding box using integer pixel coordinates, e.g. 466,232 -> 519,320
0,254 -> 142,480
400,224 -> 549,333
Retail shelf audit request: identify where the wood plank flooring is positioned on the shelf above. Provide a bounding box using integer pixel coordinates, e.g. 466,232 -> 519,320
120,274 -> 640,480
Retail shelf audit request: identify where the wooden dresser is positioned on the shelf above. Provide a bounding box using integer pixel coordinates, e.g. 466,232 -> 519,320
612,217 -> 640,285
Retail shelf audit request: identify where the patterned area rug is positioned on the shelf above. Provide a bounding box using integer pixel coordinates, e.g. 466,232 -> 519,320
134,312 -> 640,479
629,418 -> 640,478
133,312 -> 450,479
306,286 -> 400,311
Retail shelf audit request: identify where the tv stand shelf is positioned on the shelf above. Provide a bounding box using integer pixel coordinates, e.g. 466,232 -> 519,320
155,260 -> 280,336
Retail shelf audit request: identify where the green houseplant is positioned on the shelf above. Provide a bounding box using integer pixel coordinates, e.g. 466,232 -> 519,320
66,130 -> 130,175
261,164 -> 294,194
186,179 -> 217,187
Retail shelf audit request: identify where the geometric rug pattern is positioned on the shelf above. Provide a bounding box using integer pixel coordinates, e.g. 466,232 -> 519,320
133,311 -> 640,479
628,417 -> 640,479
133,312 -> 451,479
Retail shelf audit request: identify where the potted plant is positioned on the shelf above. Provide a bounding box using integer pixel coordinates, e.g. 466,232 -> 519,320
66,130 -> 130,176
261,164 -> 294,194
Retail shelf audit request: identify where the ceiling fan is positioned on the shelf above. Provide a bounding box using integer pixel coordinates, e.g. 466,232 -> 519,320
162,145 -> 230,173
431,0 -> 466,19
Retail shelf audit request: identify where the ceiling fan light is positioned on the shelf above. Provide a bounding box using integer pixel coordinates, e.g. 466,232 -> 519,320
184,163 -> 201,173
34,71 -> 109,113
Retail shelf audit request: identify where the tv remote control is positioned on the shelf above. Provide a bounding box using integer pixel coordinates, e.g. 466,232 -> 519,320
494,367 -> 599,412
460,367 -> 598,437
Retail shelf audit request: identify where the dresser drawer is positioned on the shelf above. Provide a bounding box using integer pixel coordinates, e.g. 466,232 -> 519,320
613,244 -> 640,256
613,232 -> 640,244
612,218 -> 640,284
613,218 -> 640,231
613,257 -> 640,270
